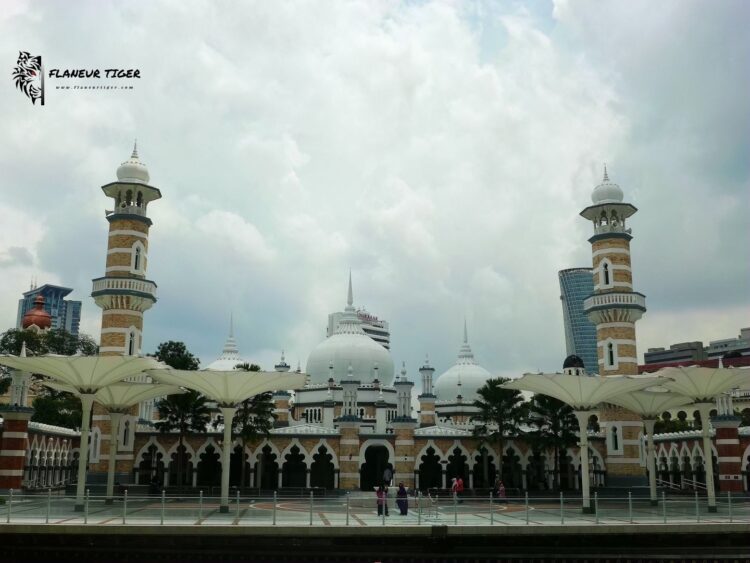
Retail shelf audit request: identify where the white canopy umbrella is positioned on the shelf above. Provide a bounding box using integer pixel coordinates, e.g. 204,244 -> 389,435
0,354 -> 163,510
656,365 -> 750,511
46,381 -> 183,502
146,368 -> 306,512
607,390 -> 693,504
503,373 -> 665,512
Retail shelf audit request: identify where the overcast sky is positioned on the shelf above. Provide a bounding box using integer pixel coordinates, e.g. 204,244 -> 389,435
1,0 -> 748,384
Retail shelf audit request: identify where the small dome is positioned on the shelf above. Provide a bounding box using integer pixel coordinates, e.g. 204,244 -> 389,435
563,354 -> 585,369
434,322 -> 491,401
116,142 -> 150,184
22,295 -> 51,330
591,166 -> 623,204
206,316 -> 248,370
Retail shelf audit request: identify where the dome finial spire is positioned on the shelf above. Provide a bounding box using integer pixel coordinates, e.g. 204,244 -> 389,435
463,317 -> 468,344
347,270 -> 353,307
132,139 -> 139,159
229,312 -> 234,338
602,163 -> 609,183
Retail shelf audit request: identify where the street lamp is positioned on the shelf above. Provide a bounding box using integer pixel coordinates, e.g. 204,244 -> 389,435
0,354 -> 163,510
147,368 -> 306,512
503,373 -> 664,512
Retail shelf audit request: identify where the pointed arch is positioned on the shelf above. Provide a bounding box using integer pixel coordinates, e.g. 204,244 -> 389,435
308,439 -> 339,469
280,438 -> 313,466
195,437 -> 223,463
250,439 -> 281,464
358,439 -> 395,468
414,440 -> 446,468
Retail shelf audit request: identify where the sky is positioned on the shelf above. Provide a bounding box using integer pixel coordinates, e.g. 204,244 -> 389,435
1,0 -> 748,385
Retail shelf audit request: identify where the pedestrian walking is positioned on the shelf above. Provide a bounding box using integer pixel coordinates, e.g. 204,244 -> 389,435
396,482 -> 408,516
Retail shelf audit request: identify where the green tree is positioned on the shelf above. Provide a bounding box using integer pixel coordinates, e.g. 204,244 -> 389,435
153,340 -> 205,490
213,363 -> 276,487
152,341 -> 200,370
472,377 -> 527,486
0,328 -> 97,429
155,390 -> 210,490
527,394 -> 577,490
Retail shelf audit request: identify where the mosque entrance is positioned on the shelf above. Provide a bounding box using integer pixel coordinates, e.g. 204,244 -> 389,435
418,447 -> 442,490
255,445 -> 278,489
136,444 -> 165,486
230,445 -> 251,487
502,447 -> 524,489
446,447 -> 468,484
310,445 -> 335,489
282,445 -> 307,488
360,445 -> 392,491
196,445 -> 221,487
472,447 -> 496,489
168,445 -> 193,488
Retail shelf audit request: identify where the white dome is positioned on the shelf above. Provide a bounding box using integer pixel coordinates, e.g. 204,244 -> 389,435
305,273 -> 394,385
116,143 -> 150,184
434,323 -> 492,401
206,318 -> 246,371
591,167 -> 623,204
306,332 -> 394,385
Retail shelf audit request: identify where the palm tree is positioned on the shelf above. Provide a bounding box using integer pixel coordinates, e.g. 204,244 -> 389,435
155,390 -> 210,490
472,378 -> 527,487
526,394 -> 577,490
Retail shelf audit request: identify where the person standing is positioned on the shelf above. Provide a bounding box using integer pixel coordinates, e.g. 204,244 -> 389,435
383,466 -> 393,487
456,476 -> 465,503
396,482 -> 408,516
376,484 -> 389,516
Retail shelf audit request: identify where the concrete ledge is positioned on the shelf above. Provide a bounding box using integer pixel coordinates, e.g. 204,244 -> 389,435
0,522 -> 747,537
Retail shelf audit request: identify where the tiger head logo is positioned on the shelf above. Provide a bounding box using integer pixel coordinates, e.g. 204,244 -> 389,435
13,51 -> 44,105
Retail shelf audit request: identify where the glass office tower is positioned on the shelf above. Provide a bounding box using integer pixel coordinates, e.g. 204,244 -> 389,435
558,268 -> 598,374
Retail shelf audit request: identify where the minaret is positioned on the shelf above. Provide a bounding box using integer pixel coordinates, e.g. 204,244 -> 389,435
92,142 -> 161,356
88,143 -> 161,480
580,166 -> 647,485
418,355 -> 436,427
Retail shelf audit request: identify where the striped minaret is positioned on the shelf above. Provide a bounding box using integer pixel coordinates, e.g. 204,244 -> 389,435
581,166 -> 647,485
89,143 -> 161,477
0,344 -> 33,491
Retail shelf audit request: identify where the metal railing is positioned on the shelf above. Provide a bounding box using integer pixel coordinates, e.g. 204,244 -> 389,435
2,489 -> 748,527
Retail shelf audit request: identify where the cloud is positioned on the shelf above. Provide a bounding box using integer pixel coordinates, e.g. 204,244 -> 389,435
0,1 -> 746,385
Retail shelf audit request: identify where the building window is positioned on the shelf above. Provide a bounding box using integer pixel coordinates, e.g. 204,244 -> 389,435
131,242 -> 146,274
611,426 -> 619,451
128,330 -> 136,356
607,342 -> 615,367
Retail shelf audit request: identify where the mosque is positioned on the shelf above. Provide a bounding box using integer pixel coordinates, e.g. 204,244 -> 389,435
1,146 -> 749,496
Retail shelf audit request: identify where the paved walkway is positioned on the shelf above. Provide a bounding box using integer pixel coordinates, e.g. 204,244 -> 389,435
3,495 -> 749,527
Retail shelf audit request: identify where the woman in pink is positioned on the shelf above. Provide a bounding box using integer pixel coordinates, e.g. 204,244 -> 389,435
376,484 -> 389,516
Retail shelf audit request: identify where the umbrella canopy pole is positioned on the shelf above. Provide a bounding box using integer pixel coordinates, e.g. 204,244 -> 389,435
643,419 -> 658,505
106,412 -> 124,503
573,411 -> 593,513
696,402 -> 717,511
75,394 -> 96,511
219,407 -> 237,513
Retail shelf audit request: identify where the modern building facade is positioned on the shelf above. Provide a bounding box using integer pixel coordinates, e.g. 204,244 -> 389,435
558,268 -> 598,374
328,308 -> 390,349
644,328 -> 750,365
16,284 -> 82,335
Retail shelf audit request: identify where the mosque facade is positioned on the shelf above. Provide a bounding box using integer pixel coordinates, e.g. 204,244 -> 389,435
2,147 -> 749,495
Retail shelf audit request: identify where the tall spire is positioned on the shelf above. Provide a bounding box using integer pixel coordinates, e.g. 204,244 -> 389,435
132,139 -> 139,159
229,312 -> 234,338
347,270 -> 353,308
457,320 -> 476,364
602,163 -> 609,183
463,317 -> 468,344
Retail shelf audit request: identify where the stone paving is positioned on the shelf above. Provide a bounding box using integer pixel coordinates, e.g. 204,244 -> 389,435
3,494 -> 749,527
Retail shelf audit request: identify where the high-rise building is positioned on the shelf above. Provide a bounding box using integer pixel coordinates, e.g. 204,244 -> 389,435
328,307 -> 390,349
558,268 -> 598,374
16,284 -> 82,335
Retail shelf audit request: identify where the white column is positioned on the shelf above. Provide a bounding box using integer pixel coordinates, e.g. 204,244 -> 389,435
696,402 -> 716,510
574,411 -> 592,511
106,412 -> 124,501
643,418 -> 657,504
75,393 -> 96,510
306,469 -> 311,488
219,406 -> 236,512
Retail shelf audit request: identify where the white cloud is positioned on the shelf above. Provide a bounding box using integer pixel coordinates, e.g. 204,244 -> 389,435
0,1 -> 747,382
